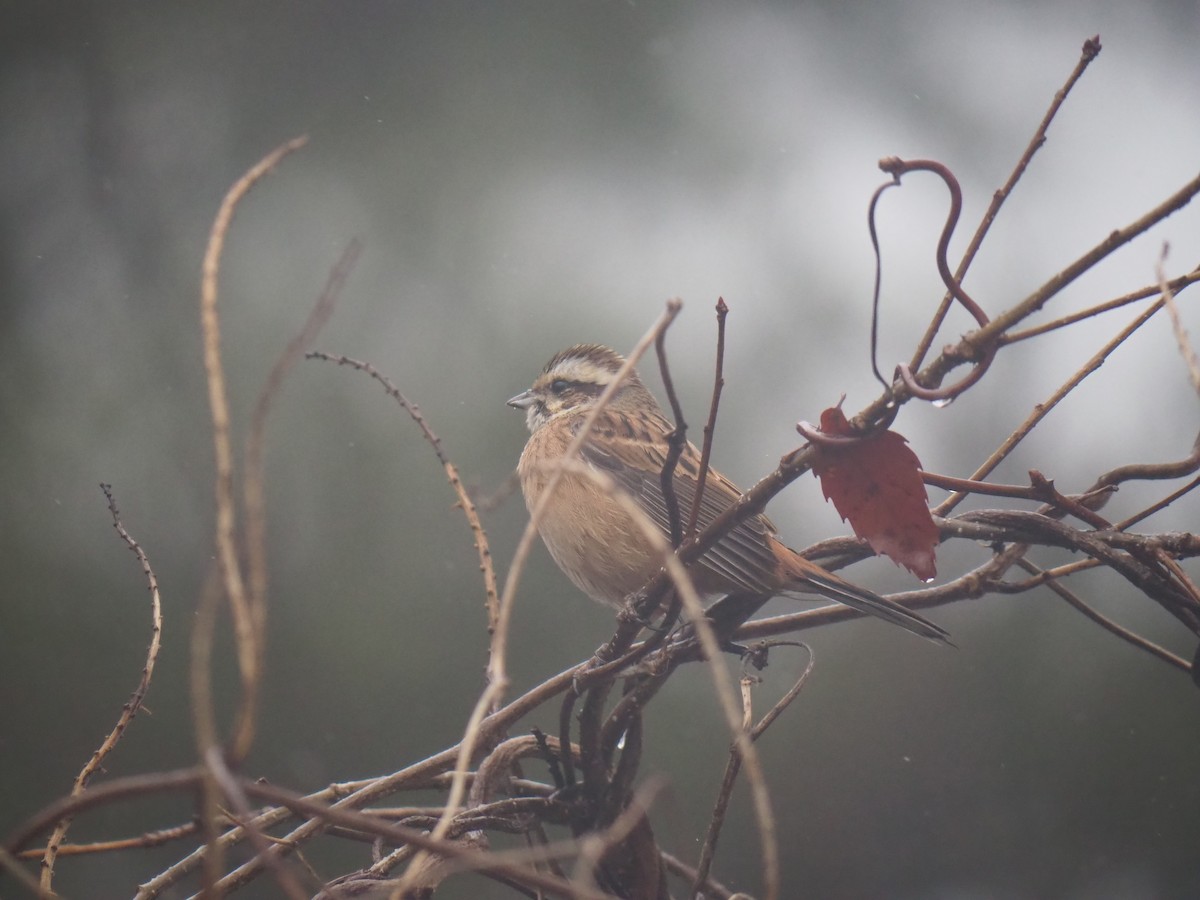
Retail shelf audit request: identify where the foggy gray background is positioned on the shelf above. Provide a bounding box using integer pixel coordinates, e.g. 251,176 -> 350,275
3,2 -> 1199,898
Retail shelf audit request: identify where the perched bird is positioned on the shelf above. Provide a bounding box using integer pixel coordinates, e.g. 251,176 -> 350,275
508,343 -> 948,643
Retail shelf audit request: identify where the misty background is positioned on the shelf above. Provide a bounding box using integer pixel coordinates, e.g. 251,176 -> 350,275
2,2 -> 1199,898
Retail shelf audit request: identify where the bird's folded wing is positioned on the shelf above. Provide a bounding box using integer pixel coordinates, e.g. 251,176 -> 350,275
578,413 -> 778,594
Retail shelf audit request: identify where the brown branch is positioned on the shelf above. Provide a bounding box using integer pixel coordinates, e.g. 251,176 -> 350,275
306,352 -> 501,639
954,511 -> 1200,629
1000,268 -> 1200,345
655,318 -> 688,548
922,469 -> 1116,512
7,768 -> 206,855
979,173 -> 1200,342
934,294 -> 1168,516
662,850 -> 735,899
1025,470 -> 1112,530
1095,431 -> 1200,492
1013,558 -> 1191,673
687,297 -> 729,540
1116,474 -> 1200,531
204,747 -> 311,900
239,779 -> 616,900
199,136 -> 308,770
908,35 -> 1102,371
38,486 -> 165,893
18,822 -> 202,860
693,644 -> 814,895
734,513 -> 1200,645
1158,247 -> 1200,394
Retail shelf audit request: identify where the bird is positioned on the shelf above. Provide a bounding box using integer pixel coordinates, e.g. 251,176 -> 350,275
507,343 -> 948,643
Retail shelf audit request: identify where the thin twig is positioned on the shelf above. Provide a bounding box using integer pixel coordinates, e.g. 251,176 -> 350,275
909,35 -> 1102,370
18,822 -> 201,860
693,644 -> 814,895
1095,432 -> 1200,492
979,172 -> 1200,340
922,469 -> 1115,513
934,294 -> 1168,516
199,136 -> 308,767
655,316 -> 688,548
306,352 -> 501,638
851,168 -> 1200,437
1000,268 -> 1200,345
1156,245 -> 1200,395
661,849 -> 734,899
7,768 -> 206,855
1012,558 -> 1191,673
687,298 -> 729,540
38,486 -> 165,892
1115,474 -> 1200,531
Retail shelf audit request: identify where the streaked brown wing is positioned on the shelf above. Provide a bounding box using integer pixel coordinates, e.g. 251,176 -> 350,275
577,410 -> 779,594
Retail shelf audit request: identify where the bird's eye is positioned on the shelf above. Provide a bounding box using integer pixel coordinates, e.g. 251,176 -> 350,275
549,379 -> 571,395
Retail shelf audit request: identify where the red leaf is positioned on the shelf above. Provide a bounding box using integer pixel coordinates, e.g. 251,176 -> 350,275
810,407 -> 938,581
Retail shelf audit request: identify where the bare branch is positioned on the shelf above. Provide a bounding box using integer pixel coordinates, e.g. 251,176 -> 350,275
306,352 -> 502,639
910,35 -> 1102,368
1013,558 -> 1192,673
1000,268 -> 1200,345
934,295 -> 1168,516
204,747 -> 311,900
199,135 -> 308,767
693,644 -> 814,895
1156,245 -> 1200,395
687,297 -> 730,540
37,486 -> 166,892
655,315 -> 688,548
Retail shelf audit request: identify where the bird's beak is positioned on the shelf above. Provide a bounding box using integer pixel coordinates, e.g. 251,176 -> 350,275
507,390 -> 536,410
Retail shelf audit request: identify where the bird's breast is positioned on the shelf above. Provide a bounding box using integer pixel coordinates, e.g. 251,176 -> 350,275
518,429 -> 662,606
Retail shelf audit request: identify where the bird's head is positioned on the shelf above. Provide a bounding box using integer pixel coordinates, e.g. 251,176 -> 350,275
507,343 -> 658,432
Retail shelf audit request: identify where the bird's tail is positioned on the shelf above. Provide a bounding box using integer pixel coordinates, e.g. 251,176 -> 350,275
776,539 -> 951,644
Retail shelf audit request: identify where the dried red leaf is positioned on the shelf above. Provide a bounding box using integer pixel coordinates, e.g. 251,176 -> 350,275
810,407 -> 938,581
